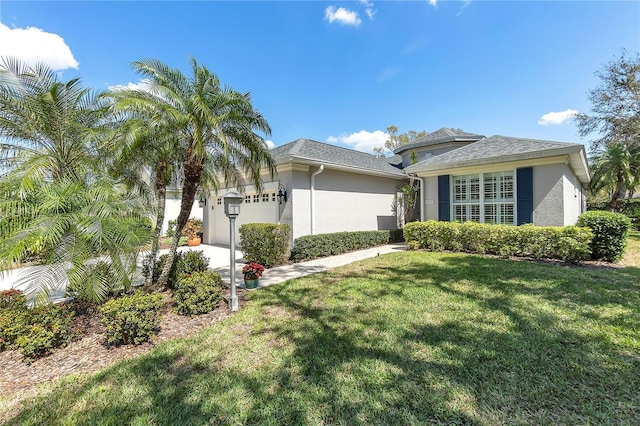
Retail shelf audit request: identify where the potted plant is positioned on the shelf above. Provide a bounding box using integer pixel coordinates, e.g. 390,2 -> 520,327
242,262 -> 265,289
182,218 -> 203,246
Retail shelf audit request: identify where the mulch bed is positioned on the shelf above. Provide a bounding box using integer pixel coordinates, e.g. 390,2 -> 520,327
0,286 -> 246,398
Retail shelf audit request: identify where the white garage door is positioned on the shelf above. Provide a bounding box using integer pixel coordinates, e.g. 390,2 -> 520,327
211,190 -> 278,246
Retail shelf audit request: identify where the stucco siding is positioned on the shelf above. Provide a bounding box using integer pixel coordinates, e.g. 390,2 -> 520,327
423,176 -> 439,221
562,167 -> 585,225
163,192 -> 202,235
291,168 -> 399,239
532,163 -> 565,226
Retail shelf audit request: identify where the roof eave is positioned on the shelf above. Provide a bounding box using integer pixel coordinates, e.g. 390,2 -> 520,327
275,155 -> 406,179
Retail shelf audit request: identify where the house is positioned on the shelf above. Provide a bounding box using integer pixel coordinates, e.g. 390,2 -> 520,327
202,128 -> 590,246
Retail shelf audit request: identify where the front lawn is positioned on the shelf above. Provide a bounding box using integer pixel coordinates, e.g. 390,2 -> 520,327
2,250 -> 640,424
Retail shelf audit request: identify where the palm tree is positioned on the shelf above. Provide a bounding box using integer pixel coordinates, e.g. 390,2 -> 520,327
101,100 -> 183,286
124,58 -> 276,287
589,142 -> 640,209
0,57 -> 151,304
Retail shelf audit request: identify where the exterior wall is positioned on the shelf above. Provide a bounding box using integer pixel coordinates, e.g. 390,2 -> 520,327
532,163 -> 566,226
422,176 -> 439,221
163,191 -> 202,235
562,167 -> 586,225
290,168 -> 400,240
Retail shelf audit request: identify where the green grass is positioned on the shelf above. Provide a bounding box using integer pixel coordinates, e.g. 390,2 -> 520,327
3,251 -> 640,425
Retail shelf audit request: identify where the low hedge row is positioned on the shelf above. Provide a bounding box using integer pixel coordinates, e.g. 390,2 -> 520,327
142,250 -> 210,289
240,223 -> 291,267
403,221 -> 593,262
291,229 -> 404,262
173,271 -> 223,316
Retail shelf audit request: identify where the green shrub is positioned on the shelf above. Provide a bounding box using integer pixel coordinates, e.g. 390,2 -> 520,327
577,211 -> 631,262
16,305 -> 74,362
100,292 -> 164,346
291,229 -> 402,262
588,199 -> 640,230
173,271 -> 223,316
166,220 -> 177,237
240,223 -> 291,267
404,221 -> 592,263
142,250 -> 209,288
0,290 -> 73,362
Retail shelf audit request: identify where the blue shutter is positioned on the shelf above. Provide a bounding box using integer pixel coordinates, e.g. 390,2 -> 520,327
438,175 -> 450,222
516,167 -> 533,225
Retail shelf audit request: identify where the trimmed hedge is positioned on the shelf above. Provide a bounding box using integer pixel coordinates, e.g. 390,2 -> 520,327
240,223 -> 291,267
588,199 -> 640,230
291,229 -> 404,262
173,271 -> 223,316
100,292 -> 164,346
577,211 -> 631,262
403,221 -> 592,263
0,290 -> 74,362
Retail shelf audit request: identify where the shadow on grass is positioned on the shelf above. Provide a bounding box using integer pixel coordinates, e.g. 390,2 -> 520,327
6,252 -> 640,425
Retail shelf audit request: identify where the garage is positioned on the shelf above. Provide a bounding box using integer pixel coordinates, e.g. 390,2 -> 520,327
206,185 -> 279,246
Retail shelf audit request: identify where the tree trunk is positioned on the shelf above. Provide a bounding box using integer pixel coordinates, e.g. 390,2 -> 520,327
145,168 -> 167,287
157,156 -> 203,288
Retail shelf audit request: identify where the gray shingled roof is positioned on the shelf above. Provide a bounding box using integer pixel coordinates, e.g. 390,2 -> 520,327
405,135 -> 584,170
271,138 -> 405,177
394,127 -> 484,155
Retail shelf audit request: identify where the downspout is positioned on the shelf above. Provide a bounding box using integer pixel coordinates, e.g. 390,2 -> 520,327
409,175 -> 424,222
310,165 -> 324,235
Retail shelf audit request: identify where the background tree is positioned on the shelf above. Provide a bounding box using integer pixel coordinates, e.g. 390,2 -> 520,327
0,57 -> 151,304
575,49 -> 640,151
589,142 -> 640,209
376,125 -> 427,155
125,58 -> 276,288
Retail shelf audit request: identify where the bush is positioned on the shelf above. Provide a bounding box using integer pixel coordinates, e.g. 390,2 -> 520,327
16,305 -> 74,362
166,219 -> 177,237
588,199 -> 640,230
291,229 -> 403,262
577,211 -> 631,262
142,250 -> 209,288
240,223 -> 291,267
100,292 -> 164,346
403,221 -> 593,263
0,290 -> 73,362
173,271 -> 223,316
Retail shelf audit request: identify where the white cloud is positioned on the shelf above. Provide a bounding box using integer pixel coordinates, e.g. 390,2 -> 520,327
108,79 -> 154,92
429,0 -> 438,6
327,130 -> 388,153
359,0 -> 376,20
265,140 -> 275,149
325,6 -> 362,26
0,22 -> 78,71
537,109 -> 578,126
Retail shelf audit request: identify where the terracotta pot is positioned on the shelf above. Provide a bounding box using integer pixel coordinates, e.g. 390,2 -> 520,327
187,237 -> 201,246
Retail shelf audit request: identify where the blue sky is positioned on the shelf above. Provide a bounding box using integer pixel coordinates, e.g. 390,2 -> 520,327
1,1 -> 638,153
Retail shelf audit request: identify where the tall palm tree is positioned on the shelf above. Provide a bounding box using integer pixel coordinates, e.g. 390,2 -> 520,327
0,57 -> 151,304
101,99 -> 183,286
589,142 -> 640,209
125,58 -> 276,287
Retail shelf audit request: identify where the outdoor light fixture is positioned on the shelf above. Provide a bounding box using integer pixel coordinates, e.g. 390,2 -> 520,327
223,191 -> 243,312
277,184 -> 287,204
198,196 -> 206,208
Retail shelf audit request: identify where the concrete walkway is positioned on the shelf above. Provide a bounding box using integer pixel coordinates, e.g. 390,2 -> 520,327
213,243 -> 408,290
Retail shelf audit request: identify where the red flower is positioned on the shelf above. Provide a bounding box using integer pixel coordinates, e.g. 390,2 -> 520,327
242,262 -> 265,279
